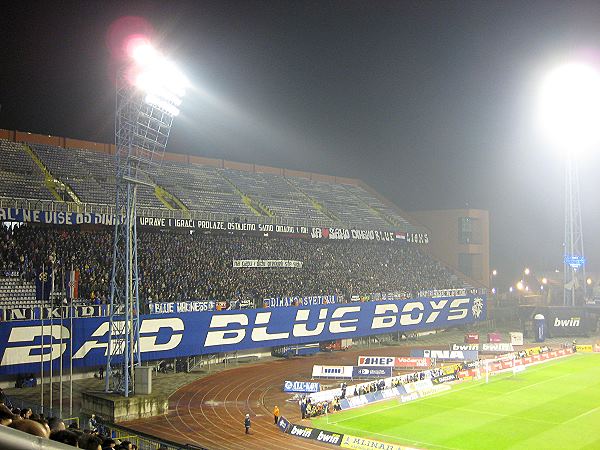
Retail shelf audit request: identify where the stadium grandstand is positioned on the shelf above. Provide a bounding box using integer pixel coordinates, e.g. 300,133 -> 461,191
3,130 -> 598,450
0,131 -> 470,309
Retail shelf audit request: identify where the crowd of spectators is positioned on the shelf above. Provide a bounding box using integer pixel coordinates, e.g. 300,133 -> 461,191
0,393 -> 140,450
352,379 -> 386,396
0,223 -> 462,305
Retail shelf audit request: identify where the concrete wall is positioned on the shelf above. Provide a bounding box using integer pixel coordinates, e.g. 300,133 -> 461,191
189,155 -> 223,168
65,138 -> 111,154
223,160 -> 253,172
254,164 -> 283,175
82,392 -> 169,423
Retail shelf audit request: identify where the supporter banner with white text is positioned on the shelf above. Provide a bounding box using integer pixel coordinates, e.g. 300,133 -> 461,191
0,208 -> 428,244
233,259 -> 303,268
0,294 -> 486,375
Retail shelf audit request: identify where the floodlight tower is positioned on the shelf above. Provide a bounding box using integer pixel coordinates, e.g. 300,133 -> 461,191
106,38 -> 187,396
538,63 -> 600,306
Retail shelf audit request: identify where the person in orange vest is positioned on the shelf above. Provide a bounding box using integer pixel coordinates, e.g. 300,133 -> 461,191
273,405 -> 280,425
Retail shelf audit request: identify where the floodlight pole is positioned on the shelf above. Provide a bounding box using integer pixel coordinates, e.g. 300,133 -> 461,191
105,64 -> 179,396
563,157 -> 586,306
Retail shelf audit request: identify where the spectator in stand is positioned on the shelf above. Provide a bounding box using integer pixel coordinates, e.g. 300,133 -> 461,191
48,417 -> 65,433
78,433 -> 103,450
9,418 -> 50,438
0,404 -> 16,426
51,429 -> 80,446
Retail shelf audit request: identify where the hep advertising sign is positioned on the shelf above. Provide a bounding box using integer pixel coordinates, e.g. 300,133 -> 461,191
283,381 -> 320,393
352,366 -> 393,378
357,356 -> 395,367
358,356 -> 431,368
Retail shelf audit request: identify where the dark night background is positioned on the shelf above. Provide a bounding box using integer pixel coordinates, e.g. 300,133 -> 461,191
1,0 -> 600,289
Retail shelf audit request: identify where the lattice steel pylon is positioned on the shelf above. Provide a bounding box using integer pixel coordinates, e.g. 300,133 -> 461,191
105,44 -> 186,396
563,157 -> 586,306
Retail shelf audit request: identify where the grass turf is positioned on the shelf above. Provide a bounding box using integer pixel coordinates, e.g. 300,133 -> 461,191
312,353 -> 600,450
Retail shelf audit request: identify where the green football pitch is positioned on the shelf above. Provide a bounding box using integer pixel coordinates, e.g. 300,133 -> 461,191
312,353 -> 600,450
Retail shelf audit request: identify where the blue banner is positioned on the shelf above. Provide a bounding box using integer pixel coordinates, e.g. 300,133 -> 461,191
0,295 -> 486,375
263,295 -> 339,308
352,366 -> 392,378
283,381 -> 321,393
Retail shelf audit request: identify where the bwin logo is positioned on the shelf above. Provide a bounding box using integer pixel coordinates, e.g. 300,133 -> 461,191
554,317 -> 580,327
359,369 -> 369,375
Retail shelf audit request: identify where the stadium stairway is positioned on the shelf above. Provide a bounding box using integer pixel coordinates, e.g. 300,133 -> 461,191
152,184 -> 189,213
219,170 -> 274,217
22,144 -> 81,204
283,177 -> 340,224
341,184 -> 400,229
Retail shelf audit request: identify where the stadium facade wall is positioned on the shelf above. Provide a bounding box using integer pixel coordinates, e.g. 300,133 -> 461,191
15,131 -> 63,147
189,154 -> 223,168
409,209 -> 490,288
0,295 -> 486,375
162,151 -> 187,163
65,137 -> 112,154
254,164 -> 284,175
224,159 -> 254,172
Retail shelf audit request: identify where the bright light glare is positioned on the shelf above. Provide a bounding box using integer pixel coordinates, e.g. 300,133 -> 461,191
542,277 -> 548,284
538,63 -> 600,155
127,39 -> 188,117
131,43 -> 156,64
524,267 -> 530,275
516,281 -> 524,291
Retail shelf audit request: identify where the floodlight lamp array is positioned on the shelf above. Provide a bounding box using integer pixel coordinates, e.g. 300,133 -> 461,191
130,43 -> 188,117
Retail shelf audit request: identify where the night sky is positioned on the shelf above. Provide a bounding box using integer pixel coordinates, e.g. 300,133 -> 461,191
2,0 -> 600,288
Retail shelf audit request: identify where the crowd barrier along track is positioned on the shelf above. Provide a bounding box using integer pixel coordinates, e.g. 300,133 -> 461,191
122,347 -> 402,449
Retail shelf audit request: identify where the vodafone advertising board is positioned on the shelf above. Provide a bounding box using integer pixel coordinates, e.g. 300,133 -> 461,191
394,357 -> 431,368
357,356 -> 431,368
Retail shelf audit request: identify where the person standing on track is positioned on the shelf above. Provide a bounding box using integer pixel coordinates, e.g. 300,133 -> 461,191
273,405 -> 280,425
244,414 -> 251,434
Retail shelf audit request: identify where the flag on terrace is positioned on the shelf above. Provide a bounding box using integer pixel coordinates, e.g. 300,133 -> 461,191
35,267 -> 53,301
66,269 -> 80,300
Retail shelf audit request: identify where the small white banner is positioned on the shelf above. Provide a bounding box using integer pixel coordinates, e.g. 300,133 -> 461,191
311,365 -> 354,379
510,332 -> 524,346
233,259 -> 303,268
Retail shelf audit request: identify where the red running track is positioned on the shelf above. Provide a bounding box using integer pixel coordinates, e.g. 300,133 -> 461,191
124,346 -> 407,449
